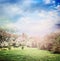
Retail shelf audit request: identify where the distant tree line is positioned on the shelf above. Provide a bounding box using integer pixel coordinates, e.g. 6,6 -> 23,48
0,28 -> 60,53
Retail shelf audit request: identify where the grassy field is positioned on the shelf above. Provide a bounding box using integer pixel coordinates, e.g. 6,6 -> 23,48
0,47 -> 60,61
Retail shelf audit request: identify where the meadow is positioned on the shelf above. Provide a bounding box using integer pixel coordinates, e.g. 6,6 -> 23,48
0,47 -> 60,61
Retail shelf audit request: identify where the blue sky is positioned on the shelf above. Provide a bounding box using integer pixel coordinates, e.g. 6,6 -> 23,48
0,0 -> 60,36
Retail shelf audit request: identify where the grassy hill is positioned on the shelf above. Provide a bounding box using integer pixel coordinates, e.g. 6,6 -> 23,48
0,47 -> 60,61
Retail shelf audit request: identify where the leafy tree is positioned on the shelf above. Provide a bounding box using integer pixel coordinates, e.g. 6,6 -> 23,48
38,31 -> 60,53
51,33 -> 60,53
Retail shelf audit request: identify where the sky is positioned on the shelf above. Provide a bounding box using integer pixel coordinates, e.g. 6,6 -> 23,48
0,0 -> 60,36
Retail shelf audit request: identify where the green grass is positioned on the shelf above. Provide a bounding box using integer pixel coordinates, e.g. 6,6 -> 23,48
0,47 -> 60,61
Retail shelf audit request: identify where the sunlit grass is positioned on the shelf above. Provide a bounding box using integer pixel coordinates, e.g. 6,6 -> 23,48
0,47 -> 60,61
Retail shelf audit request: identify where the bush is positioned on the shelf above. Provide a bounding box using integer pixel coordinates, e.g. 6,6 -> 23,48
21,46 -> 24,50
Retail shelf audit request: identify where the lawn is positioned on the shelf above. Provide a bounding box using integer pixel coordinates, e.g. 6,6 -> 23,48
0,47 -> 60,61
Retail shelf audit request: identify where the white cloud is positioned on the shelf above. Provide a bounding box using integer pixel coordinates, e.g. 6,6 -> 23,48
56,4 -> 60,11
43,0 -> 51,4
52,0 -> 55,4
3,4 -> 23,17
6,10 -> 58,36
5,10 -> 59,37
1,0 -> 59,36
